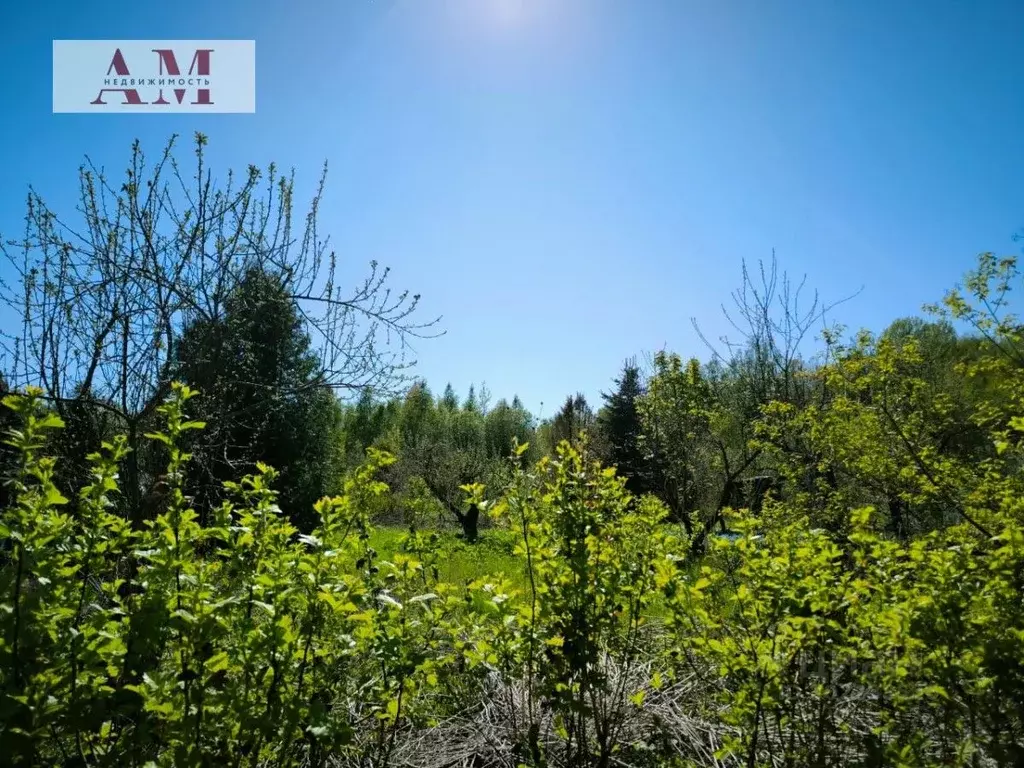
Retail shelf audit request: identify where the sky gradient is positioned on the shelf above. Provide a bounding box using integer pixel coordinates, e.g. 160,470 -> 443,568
1,0 -> 1022,417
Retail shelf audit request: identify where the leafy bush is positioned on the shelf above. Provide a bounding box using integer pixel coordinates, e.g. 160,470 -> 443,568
3,379 -> 1024,767
0,384 -> 478,767
474,438 -> 670,767
658,501 -> 1024,767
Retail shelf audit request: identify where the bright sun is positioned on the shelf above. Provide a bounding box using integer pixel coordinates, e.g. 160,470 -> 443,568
488,0 -> 528,27
444,0 -> 572,53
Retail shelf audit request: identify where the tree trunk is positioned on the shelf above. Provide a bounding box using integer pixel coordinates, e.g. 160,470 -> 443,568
662,476 -> 693,535
887,494 -> 908,540
688,450 -> 762,559
422,473 -> 481,543
125,423 -> 144,529
456,504 -> 480,543
688,481 -> 735,559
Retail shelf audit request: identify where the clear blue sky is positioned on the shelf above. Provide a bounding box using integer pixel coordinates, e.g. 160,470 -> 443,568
1,0 -> 1022,418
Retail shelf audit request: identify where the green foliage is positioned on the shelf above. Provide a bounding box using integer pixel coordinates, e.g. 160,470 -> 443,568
6,249 -> 1024,767
171,267 -> 345,531
0,384 -> 476,766
549,394 -> 598,452
367,525 -> 527,590
485,398 -> 536,467
755,321 -> 1009,538
484,439 -> 669,766
639,352 -> 718,532
597,360 -> 649,496
658,498 -> 1024,766
339,387 -> 400,470
1,134 -> 431,539
0,372 -> 17,512
650,251 -> 1024,766
356,381 -> 539,540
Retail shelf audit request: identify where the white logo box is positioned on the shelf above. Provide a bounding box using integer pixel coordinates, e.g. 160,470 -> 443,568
53,40 -> 256,113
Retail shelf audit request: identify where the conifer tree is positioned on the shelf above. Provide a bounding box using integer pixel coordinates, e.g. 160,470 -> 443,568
598,360 -> 649,495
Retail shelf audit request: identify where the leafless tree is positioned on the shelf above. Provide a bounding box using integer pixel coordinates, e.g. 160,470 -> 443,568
693,251 -> 857,407
684,252 -> 859,554
0,132 -> 440,520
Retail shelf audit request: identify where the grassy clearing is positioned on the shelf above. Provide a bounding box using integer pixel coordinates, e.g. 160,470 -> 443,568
368,525 -> 684,619
368,526 -> 530,592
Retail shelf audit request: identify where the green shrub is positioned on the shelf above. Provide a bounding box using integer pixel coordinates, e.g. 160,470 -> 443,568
3,382 -> 1024,767
479,438 -> 670,767
0,384 -> 479,767
658,501 -> 1024,767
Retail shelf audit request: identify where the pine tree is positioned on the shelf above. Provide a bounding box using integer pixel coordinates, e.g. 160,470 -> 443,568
550,393 -> 595,448
464,385 -> 478,413
441,383 -> 459,410
599,360 -> 649,495
169,267 -> 344,530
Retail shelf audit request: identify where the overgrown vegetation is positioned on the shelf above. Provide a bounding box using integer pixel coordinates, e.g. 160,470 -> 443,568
2,137 -> 1024,765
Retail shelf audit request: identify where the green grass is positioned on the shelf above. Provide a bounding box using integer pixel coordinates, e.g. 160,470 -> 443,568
366,525 -> 684,619
367,526 -> 530,592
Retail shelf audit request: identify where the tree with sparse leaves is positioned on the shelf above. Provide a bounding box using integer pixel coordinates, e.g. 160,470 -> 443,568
0,133 -> 437,524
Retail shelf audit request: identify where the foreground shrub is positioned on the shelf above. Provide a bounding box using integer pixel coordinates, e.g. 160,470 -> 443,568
3,383 -> 1024,767
659,500 -> 1024,767
477,439 -> 671,767
0,384 -> 473,767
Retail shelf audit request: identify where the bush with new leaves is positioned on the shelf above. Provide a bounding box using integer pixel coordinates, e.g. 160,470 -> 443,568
3,370 -> 1024,768
0,384 -> 493,767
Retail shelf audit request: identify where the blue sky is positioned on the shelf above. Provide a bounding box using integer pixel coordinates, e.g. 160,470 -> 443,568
1,0 -> 1022,418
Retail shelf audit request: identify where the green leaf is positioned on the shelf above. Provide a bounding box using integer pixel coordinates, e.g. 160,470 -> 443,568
205,652 -> 230,674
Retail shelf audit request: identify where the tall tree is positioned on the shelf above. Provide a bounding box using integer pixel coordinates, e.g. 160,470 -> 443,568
339,387 -> 399,470
484,397 -> 535,464
440,383 -> 459,411
550,393 -> 596,449
667,254 -> 856,553
168,267 -> 344,530
598,360 -> 649,495
639,353 -> 716,534
0,133 -> 436,524
399,383 -> 490,541
463,385 -> 478,413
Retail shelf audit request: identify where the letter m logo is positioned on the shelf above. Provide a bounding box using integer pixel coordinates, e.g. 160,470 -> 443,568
153,48 -> 213,76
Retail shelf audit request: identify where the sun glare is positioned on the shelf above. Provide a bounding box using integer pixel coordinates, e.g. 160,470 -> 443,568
440,0 -> 589,80
489,0 -> 528,27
